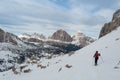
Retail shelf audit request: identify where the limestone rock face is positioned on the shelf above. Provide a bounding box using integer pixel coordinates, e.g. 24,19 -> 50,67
0,28 -> 21,45
99,9 -> 120,38
51,29 -> 73,42
72,32 -> 95,47
112,9 -> 120,21
0,28 -> 5,42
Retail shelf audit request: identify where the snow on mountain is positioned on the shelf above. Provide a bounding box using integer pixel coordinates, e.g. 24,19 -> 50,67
0,28 -> 120,80
19,33 -> 31,39
0,28 -> 20,45
72,31 -> 95,46
19,33 -> 46,40
0,28 -> 30,48
19,30 -> 95,49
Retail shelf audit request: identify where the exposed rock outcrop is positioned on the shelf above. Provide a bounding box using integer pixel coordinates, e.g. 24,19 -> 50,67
50,29 -> 73,42
0,28 -> 5,42
112,9 -> 120,21
99,9 -> 120,38
0,28 -> 20,45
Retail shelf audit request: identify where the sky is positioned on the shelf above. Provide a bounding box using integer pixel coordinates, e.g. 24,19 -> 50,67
0,0 -> 120,38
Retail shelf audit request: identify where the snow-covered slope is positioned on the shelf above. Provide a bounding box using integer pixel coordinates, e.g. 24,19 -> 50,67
0,27 -> 120,80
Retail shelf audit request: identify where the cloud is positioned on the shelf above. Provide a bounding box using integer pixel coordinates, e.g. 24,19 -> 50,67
0,0 -> 120,38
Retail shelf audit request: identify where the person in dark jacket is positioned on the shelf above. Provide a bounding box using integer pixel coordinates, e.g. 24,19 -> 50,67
93,51 -> 101,66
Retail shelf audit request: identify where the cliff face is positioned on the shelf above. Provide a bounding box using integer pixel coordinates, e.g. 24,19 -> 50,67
50,29 -> 73,42
0,28 -> 21,45
99,9 -> 120,38
112,9 -> 120,21
0,28 -> 5,42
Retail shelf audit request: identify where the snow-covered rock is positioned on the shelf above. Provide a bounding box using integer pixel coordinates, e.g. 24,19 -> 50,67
19,33 -> 46,41
0,51 -> 18,72
72,31 -> 95,46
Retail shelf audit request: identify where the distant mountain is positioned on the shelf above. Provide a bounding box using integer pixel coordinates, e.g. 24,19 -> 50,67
17,31 -> 81,55
19,33 -> 46,44
19,33 -> 46,41
0,28 -> 24,45
19,29 -> 95,47
72,32 -> 95,47
99,9 -> 120,38
50,29 -> 73,42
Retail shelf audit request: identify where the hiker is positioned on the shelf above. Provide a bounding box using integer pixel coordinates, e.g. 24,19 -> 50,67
93,51 -> 101,65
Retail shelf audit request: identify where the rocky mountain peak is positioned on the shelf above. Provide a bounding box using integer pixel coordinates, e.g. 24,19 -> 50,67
50,29 -> 73,42
0,28 -> 22,45
99,9 -> 120,38
72,32 -> 95,47
74,32 -> 85,38
31,33 -> 46,39
112,9 -> 120,21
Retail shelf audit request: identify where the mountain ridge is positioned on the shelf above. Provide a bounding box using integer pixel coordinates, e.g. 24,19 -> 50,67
99,9 -> 120,38
18,29 -> 95,46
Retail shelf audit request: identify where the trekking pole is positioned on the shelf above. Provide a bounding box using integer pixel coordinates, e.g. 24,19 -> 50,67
92,57 -> 94,65
100,56 -> 104,63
